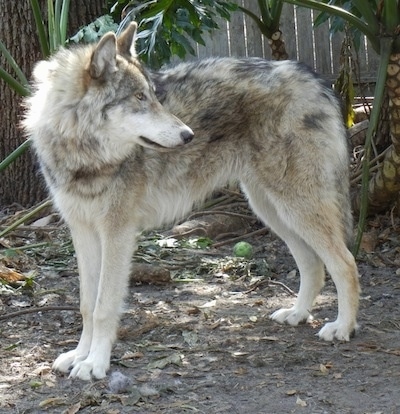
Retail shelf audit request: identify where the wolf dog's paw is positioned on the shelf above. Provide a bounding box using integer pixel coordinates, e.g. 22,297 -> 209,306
69,356 -> 109,380
270,307 -> 313,326
318,320 -> 357,342
53,349 -> 86,372
53,349 -> 87,374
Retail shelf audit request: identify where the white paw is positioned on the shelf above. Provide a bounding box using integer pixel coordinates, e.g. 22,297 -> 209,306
270,307 -> 312,326
53,349 -> 87,373
69,356 -> 109,380
318,320 -> 356,342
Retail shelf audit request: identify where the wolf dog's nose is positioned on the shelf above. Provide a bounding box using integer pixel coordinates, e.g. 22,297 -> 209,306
181,129 -> 194,144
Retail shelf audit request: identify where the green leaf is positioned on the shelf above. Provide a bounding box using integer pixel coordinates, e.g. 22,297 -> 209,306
30,0 -> 50,57
59,0 -> 71,44
112,0 -> 236,68
70,15 -> 118,44
0,67 -> 30,96
382,0 -> 400,33
0,40 -> 29,88
353,36 -> 394,256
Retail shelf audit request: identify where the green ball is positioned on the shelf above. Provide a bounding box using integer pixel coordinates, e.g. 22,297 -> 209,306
233,241 -> 253,259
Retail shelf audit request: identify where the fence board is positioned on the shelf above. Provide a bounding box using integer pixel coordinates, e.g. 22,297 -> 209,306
294,7 -> 314,66
187,3 -> 377,86
242,0 -> 264,57
313,18 -> 332,76
197,17 -> 229,58
330,30 -> 344,76
366,42 -> 380,78
228,1 -> 246,57
277,3 -> 297,60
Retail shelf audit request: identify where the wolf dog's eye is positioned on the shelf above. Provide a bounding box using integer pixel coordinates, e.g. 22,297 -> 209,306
136,92 -> 146,101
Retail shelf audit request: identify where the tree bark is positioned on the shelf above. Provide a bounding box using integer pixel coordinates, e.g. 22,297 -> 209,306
0,1 -> 43,208
268,30 -> 289,61
366,53 -> 400,213
0,0 -> 105,209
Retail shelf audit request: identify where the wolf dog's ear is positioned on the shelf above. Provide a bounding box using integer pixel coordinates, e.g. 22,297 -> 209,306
89,32 -> 118,79
117,22 -> 138,57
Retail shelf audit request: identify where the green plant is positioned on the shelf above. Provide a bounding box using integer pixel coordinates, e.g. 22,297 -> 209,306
237,0 -> 289,60
108,0 -> 238,68
0,0 -> 72,173
283,0 -> 400,255
1,0 -> 71,96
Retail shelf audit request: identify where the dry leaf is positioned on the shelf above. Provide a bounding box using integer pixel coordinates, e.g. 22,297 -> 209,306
360,231 -> 378,253
199,299 -> 217,308
187,306 -> 201,316
261,336 -> 280,341
235,367 -> 248,375
296,396 -> 307,407
147,353 -> 182,369
231,351 -> 249,357
130,263 -> 170,285
31,214 -> 56,227
39,397 -> 65,408
0,264 -> 26,285
319,364 -> 328,374
121,351 -> 144,360
62,402 -> 81,414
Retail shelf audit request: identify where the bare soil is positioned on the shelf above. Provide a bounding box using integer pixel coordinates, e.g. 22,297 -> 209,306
1,202 -> 400,414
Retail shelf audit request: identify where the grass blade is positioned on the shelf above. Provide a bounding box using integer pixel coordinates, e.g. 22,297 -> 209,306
30,0 -> 50,57
0,139 -> 32,172
0,41 -> 29,86
0,199 -> 52,239
0,67 -> 30,96
59,0 -> 71,44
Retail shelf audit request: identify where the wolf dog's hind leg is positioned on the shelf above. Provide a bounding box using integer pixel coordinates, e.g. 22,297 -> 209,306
243,180 -> 359,341
242,183 -> 325,325
283,200 -> 359,341
52,223 -> 101,375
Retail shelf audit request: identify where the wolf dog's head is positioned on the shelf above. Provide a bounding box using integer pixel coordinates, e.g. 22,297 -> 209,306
23,23 -> 194,174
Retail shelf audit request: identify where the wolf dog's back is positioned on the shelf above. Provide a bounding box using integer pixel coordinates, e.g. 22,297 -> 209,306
141,58 -> 353,242
23,23 -> 360,381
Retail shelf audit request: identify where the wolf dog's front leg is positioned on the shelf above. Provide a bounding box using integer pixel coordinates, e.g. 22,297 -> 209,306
53,223 -> 101,375
68,224 -> 137,380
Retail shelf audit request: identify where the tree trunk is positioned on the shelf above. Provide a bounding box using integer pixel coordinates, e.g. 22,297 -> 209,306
366,53 -> 400,213
0,0 -> 105,209
268,30 -> 289,61
0,1 -> 43,208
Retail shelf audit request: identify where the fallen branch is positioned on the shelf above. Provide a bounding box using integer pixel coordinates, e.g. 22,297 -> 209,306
244,278 -> 297,296
0,305 -> 79,321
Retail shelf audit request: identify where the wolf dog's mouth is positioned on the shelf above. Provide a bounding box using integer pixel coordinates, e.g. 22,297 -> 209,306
139,136 -> 165,148
139,136 -> 177,152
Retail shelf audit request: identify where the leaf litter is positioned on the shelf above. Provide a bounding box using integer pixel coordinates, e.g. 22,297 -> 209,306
1,198 -> 400,412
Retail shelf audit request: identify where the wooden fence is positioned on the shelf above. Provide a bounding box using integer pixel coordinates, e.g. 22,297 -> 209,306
188,1 -> 379,93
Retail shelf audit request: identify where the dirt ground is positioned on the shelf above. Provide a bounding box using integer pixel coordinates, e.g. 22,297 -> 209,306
1,200 -> 400,414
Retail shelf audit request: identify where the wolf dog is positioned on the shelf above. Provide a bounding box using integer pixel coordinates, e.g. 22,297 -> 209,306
23,22 -> 360,380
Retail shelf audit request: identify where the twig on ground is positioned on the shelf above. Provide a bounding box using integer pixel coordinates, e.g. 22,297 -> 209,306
244,278 -> 296,296
0,305 -> 79,321
212,227 -> 268,248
